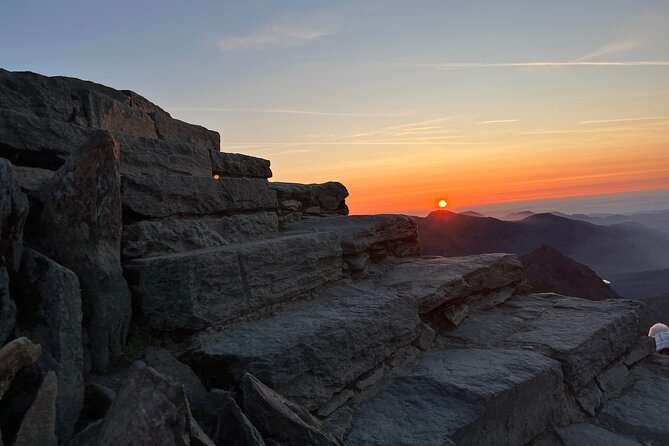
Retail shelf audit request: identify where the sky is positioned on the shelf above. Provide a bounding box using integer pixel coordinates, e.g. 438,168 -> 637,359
2,0 -> 669,216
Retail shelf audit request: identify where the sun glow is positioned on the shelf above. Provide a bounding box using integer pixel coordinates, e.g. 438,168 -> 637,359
438,200 -> 448,208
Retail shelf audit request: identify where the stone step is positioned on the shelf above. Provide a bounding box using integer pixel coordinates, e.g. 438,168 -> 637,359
346,347 -> 565,446
121,174 -> 277,219
182,254 -> 524,413
125,232 -> 343,331
183,281 -> 423,412
442,293 -> 647,391
285,214 -> 420,273
121,212 -> 279,260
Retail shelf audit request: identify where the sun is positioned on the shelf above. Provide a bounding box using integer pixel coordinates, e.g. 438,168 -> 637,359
438,200 -> 448,208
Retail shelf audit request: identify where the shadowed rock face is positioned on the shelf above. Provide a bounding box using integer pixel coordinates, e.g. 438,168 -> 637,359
521,244 -> 622,300
33,131 -> 131,372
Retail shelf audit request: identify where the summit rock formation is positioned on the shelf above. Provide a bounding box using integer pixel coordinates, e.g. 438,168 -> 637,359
0,69 -> 666,445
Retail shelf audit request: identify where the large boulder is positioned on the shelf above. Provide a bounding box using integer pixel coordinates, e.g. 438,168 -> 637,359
270,181 -> 349,216
243,373 -> 340,446
13,371 -> 58,446
0,158 -> 29,272
14,249 -> 83,441
79,364 -> 215,446
210,151 -> 272,179
33,131 -> 131,371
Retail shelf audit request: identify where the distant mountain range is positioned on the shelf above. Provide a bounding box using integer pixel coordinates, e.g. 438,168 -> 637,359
520,244 -> 621,300
608,268 -> 669,300
418,210 -> 669,276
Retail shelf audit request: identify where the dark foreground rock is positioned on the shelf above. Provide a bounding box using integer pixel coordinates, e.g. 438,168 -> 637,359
0,158 -> 29,272
14,371 -> 58,446
0,337 -> 41,399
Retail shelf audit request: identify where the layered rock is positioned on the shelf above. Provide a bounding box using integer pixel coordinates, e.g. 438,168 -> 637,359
33,131 -> 131,371
272,181 -> 349,222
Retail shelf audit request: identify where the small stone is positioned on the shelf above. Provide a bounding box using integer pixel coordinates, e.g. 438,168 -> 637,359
0,337 -> 41,399
281,200 -> 301,212
596,362 -> 629,394
444,303 -> 470,326
416,322 -> 435,351
576,380 -> 603,416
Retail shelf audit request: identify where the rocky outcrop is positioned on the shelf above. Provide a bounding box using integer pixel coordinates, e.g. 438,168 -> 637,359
1,70 -> 667,446
33,131 -> 131,372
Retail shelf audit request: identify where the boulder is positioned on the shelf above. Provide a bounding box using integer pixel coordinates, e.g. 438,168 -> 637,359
121,212 -> 279,259
347,348 -> 565,446
121,175 -> 277,219
0,158 -> 29,272
13,165 -> 55,195
445,294 -> 646,390
84,364 -> 215,446
34,131 -> 131,371
623,336 -> 656,367
556,423 -> 641,446
379,253 -> 523,314
14,249 -> 83,441
0,337 -> 41,399
242,373 -> 341,446
127,233 -> 342,331
596,362 -> 629,395
576,381 -> 603,416
270,182 -> 349,215
13,371 -> 58,446
210,151 -> 272,179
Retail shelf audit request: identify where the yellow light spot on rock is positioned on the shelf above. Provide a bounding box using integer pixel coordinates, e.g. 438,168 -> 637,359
213,174 -> 220,180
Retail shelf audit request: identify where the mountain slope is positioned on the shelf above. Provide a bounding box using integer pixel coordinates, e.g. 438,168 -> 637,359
568,210 -> 669,235
418,211 -> 669,276
520,244 -> 621,300
609,268 -> 669,300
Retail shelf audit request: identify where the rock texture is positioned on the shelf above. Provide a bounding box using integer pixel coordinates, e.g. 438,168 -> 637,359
13,371 -> 58,446
0,337 -> 41,399
0,158 -> 29,272
34,131 -> 131,372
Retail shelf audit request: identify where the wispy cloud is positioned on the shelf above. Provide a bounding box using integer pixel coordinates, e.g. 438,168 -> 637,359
580,116 -> 669,125
218,13 -> 336,51
576,39 -> 640,61
479,119 -> 519,124
170,107 -> 410,118
387,61 -> 669,70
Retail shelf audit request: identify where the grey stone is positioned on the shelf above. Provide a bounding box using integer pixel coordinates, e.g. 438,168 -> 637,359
185,281 -> 420,410
89,364 -> 215,446
242,373 -> 341,446
14,249 -> 83,442
0,337 -> 41,399
576,380 -> 603,416
121,212 -> 279,259
379,253 -> 523,314
469,286 -> 515,311
304,206 -> 321,215
14,371 -> 58,446
623,336 -> 656,366
211,151 -> 272,179
0,158 -> 29,272
206,389 -> 265,446
599,375 -> 669,444
596,362 -> 629,394
270,181 -> 349,215
446,294 -> 645,390
346,348 -> 565,446
344,252 -> 370,272
444,303 -> 470,326
281,200 -> 300,212
114,133 -> 212,177
122,174 -> 277,219
556,424 -> 641,446
146,106 -> 220,151
13,165 -> 56,195
317,390 -> 356,418
34,131 -> 131,372
127,232 -> 342,331
286,214 -> 419,257
138,348 -> 209,420
415,322 -> 435,351
0,267 -> 15,345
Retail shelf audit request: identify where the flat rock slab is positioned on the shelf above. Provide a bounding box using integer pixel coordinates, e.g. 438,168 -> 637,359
378,254 -> 523,314
122,211 -> 279,259
556,423 -> 641,446
211,151 -> 272,179
444,294 -> 646,390
346,348 -> 565,446
270,181 -> 348,214
184,281 -> 421,411
122,175 -> 277,219
598,368 -> 669,444
286,214 -> 419,256
127,233 -> 343,330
